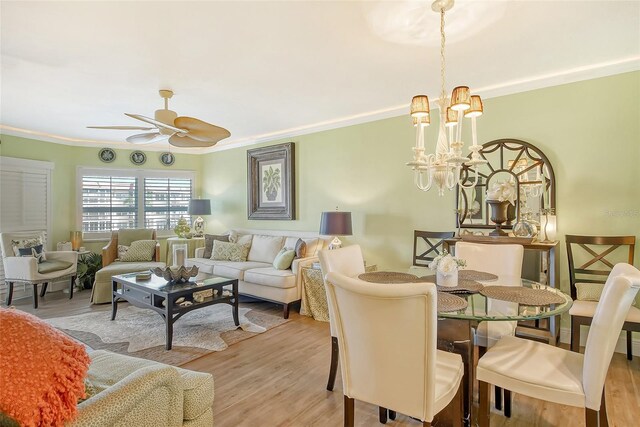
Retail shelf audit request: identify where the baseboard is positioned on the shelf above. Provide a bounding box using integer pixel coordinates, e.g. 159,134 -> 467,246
559,327 -> 640,355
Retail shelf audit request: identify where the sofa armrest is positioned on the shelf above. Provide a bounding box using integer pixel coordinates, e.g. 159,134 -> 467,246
3,256 -> 38,281
46,250 -> 78,267
71,365 -> 183,427
195,247 -> 205,258
291,255 -> 318,275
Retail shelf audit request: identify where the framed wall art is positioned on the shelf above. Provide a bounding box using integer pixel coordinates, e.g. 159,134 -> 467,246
247,142 -> 295,220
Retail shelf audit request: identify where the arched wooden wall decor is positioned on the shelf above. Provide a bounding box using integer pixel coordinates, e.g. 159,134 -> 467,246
456,138 -> 556,231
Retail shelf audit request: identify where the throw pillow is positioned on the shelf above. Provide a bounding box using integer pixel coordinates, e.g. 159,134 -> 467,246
0,308 -> 91,426
120,240 -> 156,262
273,248 -> 296,270
10,236 -> 44,256
294,238 -> 307,259
18,244 -> 46,263
576,282 -> 604,301
204,234 -> 229,259
117,244 -> 129,260
212,240 -> 250,262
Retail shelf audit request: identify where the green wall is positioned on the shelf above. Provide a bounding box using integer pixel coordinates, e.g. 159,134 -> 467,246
201,72 -> 640,292
0,136 -> 203,257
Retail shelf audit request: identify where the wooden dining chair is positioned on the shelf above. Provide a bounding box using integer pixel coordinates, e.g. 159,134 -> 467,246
477,263 -> 640,427
325,272 -> 464,427
455,242 -> 524,417
566,235 -> 638,360
413,231 -> 456,267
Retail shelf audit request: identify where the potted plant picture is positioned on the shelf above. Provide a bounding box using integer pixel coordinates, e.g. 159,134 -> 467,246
263,165 -> 281,202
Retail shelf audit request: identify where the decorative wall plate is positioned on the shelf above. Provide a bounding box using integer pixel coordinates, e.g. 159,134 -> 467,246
130,151 -> 146,165
160,152 -> 175,166
98,148 -> 116,163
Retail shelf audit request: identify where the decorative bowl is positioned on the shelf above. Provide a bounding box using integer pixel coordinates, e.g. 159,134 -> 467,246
152,265 -> 199,283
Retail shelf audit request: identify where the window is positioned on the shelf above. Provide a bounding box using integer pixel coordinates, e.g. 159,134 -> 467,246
78,168 -> 194,236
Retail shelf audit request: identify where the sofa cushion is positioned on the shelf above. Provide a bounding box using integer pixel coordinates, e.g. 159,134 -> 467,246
19,244 -> 46,263
87,350 -> 214,421
203,234 -> 229,259
11,236 -> 44,256
120,240 -> 157,262
212,241 -> 250,262
213,261 -> 271,280
228,230 -> 252,246
37,260 -> 73,274
244,267 -> 296,289
247,235 -> 284,263
186,258 -> 218,274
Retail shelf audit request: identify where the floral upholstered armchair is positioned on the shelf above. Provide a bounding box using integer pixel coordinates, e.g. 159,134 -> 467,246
0,230 -> 78,308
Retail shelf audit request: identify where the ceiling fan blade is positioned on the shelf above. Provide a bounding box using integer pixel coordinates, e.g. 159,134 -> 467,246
87,125 -> 156,130
168,134 -> 217,148
124,113 -> 187,134
174,116 -> 231,143
126,132 -> 166,144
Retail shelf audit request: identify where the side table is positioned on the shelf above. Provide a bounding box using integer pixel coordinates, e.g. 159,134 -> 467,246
166,237 -> 205,266
300,264 -> 377,322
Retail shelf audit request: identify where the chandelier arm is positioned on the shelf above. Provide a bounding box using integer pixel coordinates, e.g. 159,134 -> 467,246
458,168 -> 481,189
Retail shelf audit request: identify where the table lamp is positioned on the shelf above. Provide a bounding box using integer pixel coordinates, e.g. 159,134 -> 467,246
319,211 -> 352,250
70,231 -> 83,251
188,199 -> 211,237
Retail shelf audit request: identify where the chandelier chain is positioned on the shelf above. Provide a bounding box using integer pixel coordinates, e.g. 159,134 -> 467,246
440,7 -> 446,104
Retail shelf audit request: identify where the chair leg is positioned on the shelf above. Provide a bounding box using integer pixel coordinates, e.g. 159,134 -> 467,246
378,407 -> 387,424
69,275 -> 76,299
344,395 -> 354,427
389,410 -> 396,420
39,282 -> 49,298
599,390 -> 609,427
452,382 -> 463,427
478,381 -> 490,427
327,336 -> 339,391
32,284 -> 39,309
6,282 -> 14,305
626,330 -> 632,360
283,302 -> 290,319
422,422 -> 431,427
504,389 -> 512,418
585,409 -> 598,427
571,317 -> 581,352
494,386 -> 502,410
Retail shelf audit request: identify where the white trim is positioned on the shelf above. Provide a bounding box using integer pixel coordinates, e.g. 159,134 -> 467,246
76,166 -> 195,235
2,58 -> 639,154
559,327 -> 640,355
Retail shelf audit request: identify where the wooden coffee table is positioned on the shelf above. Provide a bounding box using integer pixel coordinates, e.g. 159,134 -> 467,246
111,271 -> 239,350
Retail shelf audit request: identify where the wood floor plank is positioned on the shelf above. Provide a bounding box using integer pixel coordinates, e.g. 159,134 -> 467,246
9,289 -> 640,427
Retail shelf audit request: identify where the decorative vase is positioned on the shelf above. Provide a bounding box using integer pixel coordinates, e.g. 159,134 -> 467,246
436,269 -> 458,287
487,199 -> 510,236
506,203 -> 517,225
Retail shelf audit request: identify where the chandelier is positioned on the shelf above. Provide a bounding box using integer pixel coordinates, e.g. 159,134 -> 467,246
406,0 -> 487,196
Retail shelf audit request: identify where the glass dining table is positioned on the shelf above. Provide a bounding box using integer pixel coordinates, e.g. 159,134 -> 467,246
433,275 -> 573,427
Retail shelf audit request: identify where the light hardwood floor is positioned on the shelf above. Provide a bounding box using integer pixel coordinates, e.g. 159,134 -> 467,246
12,289 -> 640,427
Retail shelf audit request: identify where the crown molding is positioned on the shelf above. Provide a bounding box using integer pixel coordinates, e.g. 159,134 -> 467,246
3,56 -> 638,155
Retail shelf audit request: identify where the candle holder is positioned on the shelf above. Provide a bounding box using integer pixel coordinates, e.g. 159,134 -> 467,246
172,243 -> 188,267
539,208 -> 557,242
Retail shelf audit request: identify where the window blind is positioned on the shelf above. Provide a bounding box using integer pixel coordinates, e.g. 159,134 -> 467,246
144,177 -> 192,230
81,176 -> 138,232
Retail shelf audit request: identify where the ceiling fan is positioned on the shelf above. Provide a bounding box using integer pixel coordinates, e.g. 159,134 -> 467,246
88,90 -> 230,147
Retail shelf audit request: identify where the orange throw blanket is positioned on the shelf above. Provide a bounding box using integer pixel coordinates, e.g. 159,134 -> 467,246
0,308 -> 91,426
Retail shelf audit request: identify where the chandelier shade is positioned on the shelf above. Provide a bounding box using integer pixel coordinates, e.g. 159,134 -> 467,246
410,95 -> 430,118
445,108 -> 458,127
413,115 -> 431,126
464,95 -> 484,118
450,86 -> 471,111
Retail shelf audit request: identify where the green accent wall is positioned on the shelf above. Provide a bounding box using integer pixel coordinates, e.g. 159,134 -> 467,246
200,71 -> 640,294
0,136 -> 203,257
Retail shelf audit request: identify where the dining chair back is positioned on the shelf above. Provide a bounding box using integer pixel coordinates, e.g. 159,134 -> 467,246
566,235 -> 638,359
582,262 -> 640,410
318,245 -> 365,392
325,272 -> 463,425
455,242 -> 524,277
413,231 -> 456,267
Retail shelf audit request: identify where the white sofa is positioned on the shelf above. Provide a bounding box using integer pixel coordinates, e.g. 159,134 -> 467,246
186,229 -> 330,318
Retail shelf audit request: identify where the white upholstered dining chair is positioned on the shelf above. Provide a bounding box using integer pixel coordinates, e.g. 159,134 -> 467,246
325,272 -> 464,427
454,241 -> 524,415
477,263 -> 640,427
318,245 -> 365,391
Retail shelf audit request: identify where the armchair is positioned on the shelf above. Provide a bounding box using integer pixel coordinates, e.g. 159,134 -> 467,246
90,229 -> 164,304
1,231 -> 78,308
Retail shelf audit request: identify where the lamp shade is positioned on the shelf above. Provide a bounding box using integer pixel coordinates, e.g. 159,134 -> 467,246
445,107 -> 458,128
450,86 -> 471,111
464,95 -> 483,118
410,95 -> 430,118
412,115 -> 430,127
188,199 -> 211,215
319,211 -> 352,236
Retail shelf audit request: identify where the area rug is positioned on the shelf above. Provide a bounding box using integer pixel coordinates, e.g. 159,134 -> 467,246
45,304 -> 288,366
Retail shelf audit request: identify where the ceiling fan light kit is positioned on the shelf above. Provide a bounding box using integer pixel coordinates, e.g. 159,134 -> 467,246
88,90 -> 230,148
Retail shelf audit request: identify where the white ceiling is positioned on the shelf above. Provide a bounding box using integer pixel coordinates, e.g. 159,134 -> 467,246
1,0 -> 639,153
